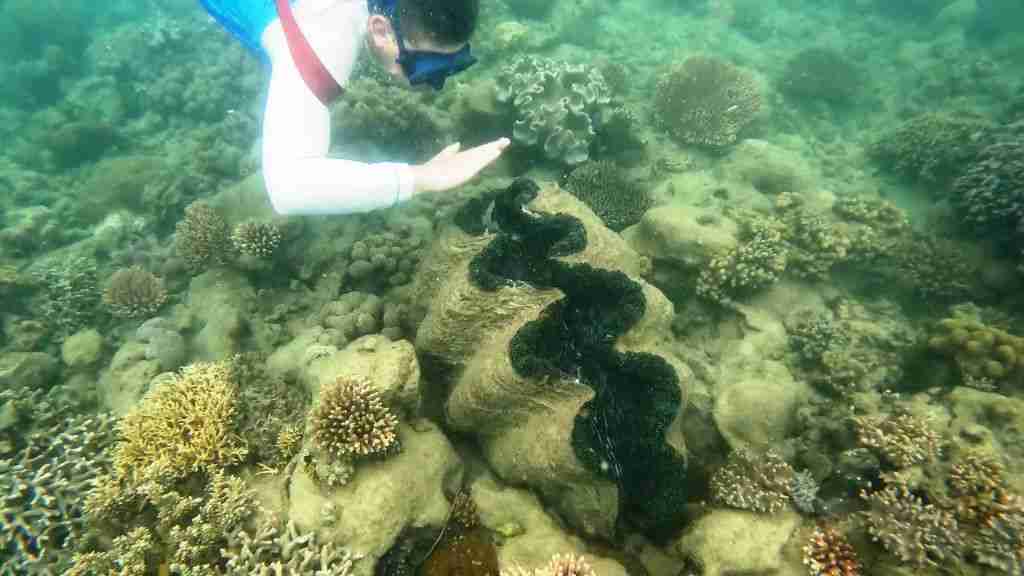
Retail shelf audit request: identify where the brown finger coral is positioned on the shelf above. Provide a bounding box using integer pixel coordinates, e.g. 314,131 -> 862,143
310,376 -> 400,460
103,266 -> 167,318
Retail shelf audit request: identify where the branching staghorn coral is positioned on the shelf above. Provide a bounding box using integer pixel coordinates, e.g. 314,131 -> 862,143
221,517 -> 358,576
1,413 -> 117,574
111,360 -> 248,482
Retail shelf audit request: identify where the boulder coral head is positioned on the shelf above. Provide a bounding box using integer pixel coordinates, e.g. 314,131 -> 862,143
447,179 -> 688,539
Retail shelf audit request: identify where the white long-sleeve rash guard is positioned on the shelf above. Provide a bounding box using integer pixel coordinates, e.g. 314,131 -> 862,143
259,0 -> 416,215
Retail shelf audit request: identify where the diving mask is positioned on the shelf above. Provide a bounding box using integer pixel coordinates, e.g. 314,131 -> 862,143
369,0 -> 477,89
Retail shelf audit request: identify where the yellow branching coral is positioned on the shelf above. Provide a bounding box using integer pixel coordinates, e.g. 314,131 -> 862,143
112,361 -> 248,482
310,376 -> 399,460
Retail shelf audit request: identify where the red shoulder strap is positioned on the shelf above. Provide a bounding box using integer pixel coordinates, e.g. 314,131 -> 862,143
274,0 -> 344,105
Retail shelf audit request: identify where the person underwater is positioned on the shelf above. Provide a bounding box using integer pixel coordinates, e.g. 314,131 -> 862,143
199,0 -> 510,215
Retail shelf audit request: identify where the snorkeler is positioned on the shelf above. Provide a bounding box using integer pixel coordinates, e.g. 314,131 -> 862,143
199,0 -> 510,215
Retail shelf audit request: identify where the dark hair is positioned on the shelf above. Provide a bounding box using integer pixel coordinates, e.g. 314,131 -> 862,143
397,0 -> 479,45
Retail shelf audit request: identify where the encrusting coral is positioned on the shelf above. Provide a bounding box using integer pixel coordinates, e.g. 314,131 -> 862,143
309,375 -> 400,460
111,360 -> 248,482
102,265 -> 168,318
653,54 -> 761,148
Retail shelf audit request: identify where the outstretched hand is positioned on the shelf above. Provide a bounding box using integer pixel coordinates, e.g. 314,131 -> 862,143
411,138 -> 511,195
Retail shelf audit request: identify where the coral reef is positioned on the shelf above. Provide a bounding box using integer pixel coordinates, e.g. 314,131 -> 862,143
852,410 -> 942,468
221,517 -> 357,575
339,224 -> 425,294
32,254 -> 99,339
0,413 -> 116,574
860,484 -> 964,567
868,112 -> 993,187
778,47 -> 864,106
802,526 -> 861,576
330,76 -> 448,162
496,55 -> 618,165
709,449 -> 795,514
950,134 -> 1024,247
696,211 -> 787,305
503,553 -> 598,576
175,201 -> 232,273
559,160 -> 652,232
927,307 -> 1024,390
111,360 -> 248,482
102,266 -> 168,318
67,526 -> 153,576
316,291 -> 407,346
653,55 -> 761,148
309,375 -> 400,460
774,194 -> 850,281
231,220 -> 282,259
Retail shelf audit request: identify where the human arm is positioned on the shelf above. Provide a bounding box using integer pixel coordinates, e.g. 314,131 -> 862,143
261,51 -> 417,216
